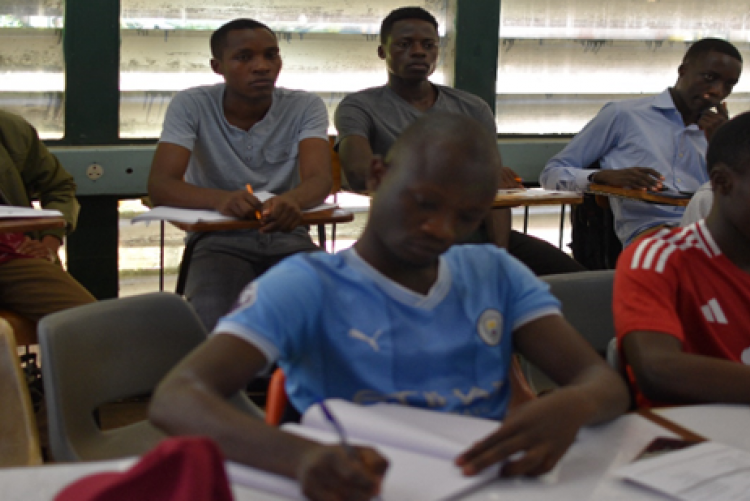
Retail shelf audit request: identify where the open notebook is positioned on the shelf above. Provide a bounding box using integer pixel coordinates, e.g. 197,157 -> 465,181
132,191 -> 337,225
226,399 -> 502,500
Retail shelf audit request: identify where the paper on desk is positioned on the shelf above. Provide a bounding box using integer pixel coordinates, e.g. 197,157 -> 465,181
615,441 -> 750,501
497,188 -> 577,198
131,193 -> 338,224
0,205 -> 63,218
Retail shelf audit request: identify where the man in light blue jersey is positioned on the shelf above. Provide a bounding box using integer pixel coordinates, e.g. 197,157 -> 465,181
151,113 -> 629,501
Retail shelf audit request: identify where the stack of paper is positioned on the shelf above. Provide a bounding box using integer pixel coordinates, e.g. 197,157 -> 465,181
227,400 -> 502,500
0,206 -> 63,219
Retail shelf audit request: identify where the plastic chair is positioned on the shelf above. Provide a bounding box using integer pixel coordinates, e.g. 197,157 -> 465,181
0,309 -> 38,350
0,319 -> 43,466
39,292 -> 263,462
520,270 -> 616,394
264,357 -> 536,426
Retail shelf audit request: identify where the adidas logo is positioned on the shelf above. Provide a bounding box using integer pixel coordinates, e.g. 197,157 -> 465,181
701,298 -> 727,324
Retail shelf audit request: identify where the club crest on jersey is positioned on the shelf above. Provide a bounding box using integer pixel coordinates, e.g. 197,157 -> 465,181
237,281 -> 259,308
477,309 -> 503,346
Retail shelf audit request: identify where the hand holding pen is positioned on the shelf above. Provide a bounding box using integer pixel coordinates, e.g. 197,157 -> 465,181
499,166 -> 525,189
245,184 -> 263,221
295,401 -> 388,501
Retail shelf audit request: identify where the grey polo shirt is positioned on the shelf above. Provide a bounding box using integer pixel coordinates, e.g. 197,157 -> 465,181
160,83 -> 329,194
334,83 -> 497,155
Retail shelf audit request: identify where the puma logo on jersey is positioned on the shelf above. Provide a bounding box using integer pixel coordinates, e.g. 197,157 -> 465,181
348,328 -> 384,352
741,347 -> 750,365
701,298 -> 727,324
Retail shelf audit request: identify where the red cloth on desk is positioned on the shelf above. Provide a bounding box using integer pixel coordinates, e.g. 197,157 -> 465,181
55,437 -> 234,501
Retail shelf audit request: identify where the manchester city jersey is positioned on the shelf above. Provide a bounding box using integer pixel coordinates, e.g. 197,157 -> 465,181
215,244 -> 560,420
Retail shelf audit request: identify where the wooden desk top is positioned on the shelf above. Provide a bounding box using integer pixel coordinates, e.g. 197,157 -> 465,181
493,189 -> 583,208
0,217 -> 66,234
588,184 -> 691,207
170,208 -> 354,233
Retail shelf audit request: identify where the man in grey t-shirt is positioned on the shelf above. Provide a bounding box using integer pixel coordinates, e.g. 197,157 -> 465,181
149,18 -> 332,329
335,7 -> 584,276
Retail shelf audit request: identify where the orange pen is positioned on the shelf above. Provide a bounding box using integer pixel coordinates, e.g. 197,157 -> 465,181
245,184 -> 262,220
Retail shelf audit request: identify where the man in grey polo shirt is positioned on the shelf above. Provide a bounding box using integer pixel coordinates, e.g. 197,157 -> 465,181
335,7 -> 584,276
149,18 -> 332,330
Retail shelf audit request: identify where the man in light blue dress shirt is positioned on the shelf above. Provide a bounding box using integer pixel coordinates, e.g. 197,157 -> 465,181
541,38 -> 742,245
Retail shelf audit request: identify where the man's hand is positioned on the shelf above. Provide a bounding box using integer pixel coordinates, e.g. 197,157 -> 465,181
259,193 -> 303,233
455,391 -> 589,477
16,236 -> 57,262
698,102 -> 729,141
297,444 -> 389,501
215,190 -> 264,219
590,168 -> 664,191
500,166 -> 524,189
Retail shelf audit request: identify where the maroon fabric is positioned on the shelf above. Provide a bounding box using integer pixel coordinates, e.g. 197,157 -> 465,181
0,232 -> 30,264
55,437 -> 234,501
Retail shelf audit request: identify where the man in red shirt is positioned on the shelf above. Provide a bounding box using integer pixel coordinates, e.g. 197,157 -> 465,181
614,112 -> 750,407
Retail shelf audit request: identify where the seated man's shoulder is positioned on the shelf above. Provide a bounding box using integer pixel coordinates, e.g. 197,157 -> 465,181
619,224 -> 711,273
338,86 -> 388,108
273,86 -> 324,104
436,84 -> 486,105
0,109 -> 35,137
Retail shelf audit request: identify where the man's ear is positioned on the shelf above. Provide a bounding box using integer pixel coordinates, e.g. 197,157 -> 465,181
710,163 -> 733,197
377,45 -> 386,60
210,58 -> 223,76
367,155 -> 388,192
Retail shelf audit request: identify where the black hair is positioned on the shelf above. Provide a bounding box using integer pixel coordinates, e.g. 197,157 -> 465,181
707,111 -> 750,174
683,38 -> 742,64
210,18 -> 275,59
380,7 -> 438,45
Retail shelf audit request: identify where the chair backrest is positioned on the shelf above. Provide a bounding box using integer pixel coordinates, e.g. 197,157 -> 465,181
0,319 -> 42,466
520,270 -> 616,394
542,270 -> 616,356
569,161 -> 622,269
0,309 -> 38,348
328,136 -> 342,195
39,292 -> 262,462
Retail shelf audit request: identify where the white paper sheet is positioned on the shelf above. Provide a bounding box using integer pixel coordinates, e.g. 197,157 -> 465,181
615,442 -> 750,501
0,206 -> 63,219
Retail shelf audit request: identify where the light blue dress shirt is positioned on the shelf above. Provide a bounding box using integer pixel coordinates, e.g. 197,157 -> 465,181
540,89 -> 708,245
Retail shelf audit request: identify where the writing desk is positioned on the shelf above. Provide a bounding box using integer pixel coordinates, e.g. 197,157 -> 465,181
652,404 -> 750,451
494,189 -> 583,249
0,217 -> 66,234
587,184 -> 691,207
172,208 -> 354,295
0,411 -> 690,501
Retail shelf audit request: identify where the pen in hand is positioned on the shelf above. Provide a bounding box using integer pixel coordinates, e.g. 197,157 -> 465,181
245,184 -> 263,221
319,401 -> 384,500
319,400 -> 356,458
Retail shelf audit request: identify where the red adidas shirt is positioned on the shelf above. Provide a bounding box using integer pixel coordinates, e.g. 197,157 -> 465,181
614,220 -> 750,407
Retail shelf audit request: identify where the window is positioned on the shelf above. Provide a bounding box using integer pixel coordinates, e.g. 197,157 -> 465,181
496,0 -> 750,134
119,0 -> 455,138
0,1 -> 64,139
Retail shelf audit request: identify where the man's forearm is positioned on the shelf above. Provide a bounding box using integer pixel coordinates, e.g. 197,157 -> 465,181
150,375 -> 320,479
282,172 -> 332,210
632,350 -> 750,405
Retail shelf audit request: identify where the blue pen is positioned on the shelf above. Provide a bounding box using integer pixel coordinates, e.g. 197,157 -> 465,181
318,401 -> 384,500
318,401 -> 357,458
